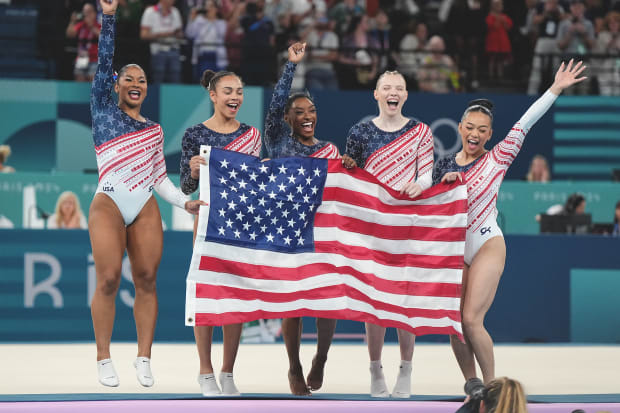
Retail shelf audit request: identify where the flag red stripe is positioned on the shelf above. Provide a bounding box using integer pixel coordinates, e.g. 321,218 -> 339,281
194,309 -> 463,340
198,257 -> 462,297
315,241 -> 464,269
314,212 -> 466,242
195,284 -> 461,319
322,187 -> 468,216
326,161 -> 466,203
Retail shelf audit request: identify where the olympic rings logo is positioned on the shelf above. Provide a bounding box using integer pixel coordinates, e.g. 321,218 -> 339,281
430,118 -> 461,159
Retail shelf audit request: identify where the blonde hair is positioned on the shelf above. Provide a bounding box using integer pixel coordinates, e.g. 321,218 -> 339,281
0,145 -> 11,164
54,191 -> 84,228
526,154 -> 550,182
484,377 -> 528,413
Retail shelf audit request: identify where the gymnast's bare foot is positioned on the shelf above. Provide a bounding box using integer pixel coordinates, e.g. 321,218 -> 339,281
306,355 -> 327,391
288,368 -> 311,396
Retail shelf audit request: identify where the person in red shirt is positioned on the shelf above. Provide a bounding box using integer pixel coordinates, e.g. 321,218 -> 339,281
66,2 -> 101,82
485,0 -> 513,81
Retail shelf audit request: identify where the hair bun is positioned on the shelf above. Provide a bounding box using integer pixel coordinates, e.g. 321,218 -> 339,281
200,70 -> 216,90
467,98 -> 494,112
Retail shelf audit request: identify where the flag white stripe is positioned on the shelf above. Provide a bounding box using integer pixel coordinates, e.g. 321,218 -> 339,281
314,227 -> 465,256
190,241 -> 463,283
325,172 -> 467,207
190,271 -> 460,310
191,296 -> 462,333
318,201 -> 468,228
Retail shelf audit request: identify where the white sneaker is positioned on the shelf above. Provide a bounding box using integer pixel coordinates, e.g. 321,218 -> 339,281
133,357 -> 154,387
369,361 -> 389,397
198,373 -> 221,396
219,372 -> 241,396
97,358 -> 119,387
392,361 -> 412,398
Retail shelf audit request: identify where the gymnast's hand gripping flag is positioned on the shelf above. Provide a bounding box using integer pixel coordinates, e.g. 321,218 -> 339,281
185,146 -> 467,338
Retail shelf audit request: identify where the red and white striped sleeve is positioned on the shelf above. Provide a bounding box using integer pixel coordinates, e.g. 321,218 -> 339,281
415,123 -> 434,190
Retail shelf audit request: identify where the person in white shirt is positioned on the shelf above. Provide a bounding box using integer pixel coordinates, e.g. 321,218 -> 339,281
140,0 -> 184,83
304,17 -> 339,90
186,1 -> 228,81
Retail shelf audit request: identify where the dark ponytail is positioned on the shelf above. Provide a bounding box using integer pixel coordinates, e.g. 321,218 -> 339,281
201,70 -> 241,92
461,98 -> 494,123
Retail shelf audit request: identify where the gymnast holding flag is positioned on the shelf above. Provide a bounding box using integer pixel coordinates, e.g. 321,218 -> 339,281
180,68 -> 261,397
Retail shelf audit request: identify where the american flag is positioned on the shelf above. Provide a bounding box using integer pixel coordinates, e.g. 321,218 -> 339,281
185,146 -> 467,337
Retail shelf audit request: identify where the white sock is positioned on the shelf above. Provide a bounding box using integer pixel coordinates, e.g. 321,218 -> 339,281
97,358 -> 119,387
198,373 -> 221,396
392,360 -> 412,398
133,357 -> 154,387
369,360 -> 389,397
219,372 -> 241,396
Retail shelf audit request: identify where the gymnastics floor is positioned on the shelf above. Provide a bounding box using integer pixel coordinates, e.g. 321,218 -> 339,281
1,343 -> 619,412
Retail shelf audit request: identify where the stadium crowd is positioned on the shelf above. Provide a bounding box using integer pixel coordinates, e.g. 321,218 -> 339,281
48,0 -> 620,93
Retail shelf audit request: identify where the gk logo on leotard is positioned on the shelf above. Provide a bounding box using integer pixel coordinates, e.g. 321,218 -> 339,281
148,185 -> 154,192
480,227 -> 492,235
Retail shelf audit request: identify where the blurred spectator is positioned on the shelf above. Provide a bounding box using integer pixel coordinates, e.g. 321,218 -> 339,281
224,0 -> 246,74
140,0 -> 184,83
47,191 -> 88,230
263,0 -> 293,51
526,154 -> 551,182
113,0 -> 147,74
284,0 -> 327,34
440,0 -> 486,90
380,0 -> 420,43
595,11 -> 620,95
66,2 -> 101,82
0,145 -> 15,173
527,0 -> 565,94
305,17 -> 340,90
186,1 -> 228,81
585,0 -> 607,34
557,0 -> 595,93
613,200 -> 620,236
417,35 -> 459,93
564,192 -> 586,215
328,0 -> 365,36
485,0 -> 513,81
337,14 -> 380,89
116,0 -> 144,38
240,0 -> 276,86
519,0 -> 539,42
368,9 -> 395,73
396,21 -> 428,90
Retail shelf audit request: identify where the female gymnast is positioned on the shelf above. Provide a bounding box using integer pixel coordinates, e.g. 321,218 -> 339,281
89,0 -> 203,388
344,70 -> 434,398
264,42 -> 342,396
180,69 -> 261,396
433,60 -> 586,395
